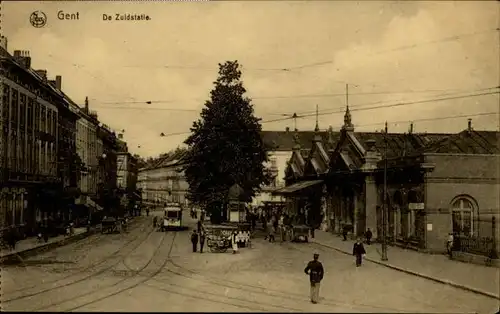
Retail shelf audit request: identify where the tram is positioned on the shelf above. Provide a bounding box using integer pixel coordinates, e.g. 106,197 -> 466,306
162,203 -> 183,231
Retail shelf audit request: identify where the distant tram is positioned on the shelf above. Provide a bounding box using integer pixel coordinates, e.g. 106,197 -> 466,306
162,203 -> 183,231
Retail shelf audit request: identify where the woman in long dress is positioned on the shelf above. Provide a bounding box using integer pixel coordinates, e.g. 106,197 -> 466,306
231,231 -> 239,254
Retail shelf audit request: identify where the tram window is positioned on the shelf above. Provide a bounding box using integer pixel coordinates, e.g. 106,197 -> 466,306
166,211 -> 179,218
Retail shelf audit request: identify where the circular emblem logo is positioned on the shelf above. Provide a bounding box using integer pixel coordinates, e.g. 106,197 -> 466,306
30,11 -> 47,28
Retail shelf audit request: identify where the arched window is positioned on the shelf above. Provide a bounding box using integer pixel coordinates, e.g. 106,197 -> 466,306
451,197 -> 476,236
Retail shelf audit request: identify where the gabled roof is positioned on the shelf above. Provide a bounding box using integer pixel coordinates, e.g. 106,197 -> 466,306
419,130 -> 500,154
261,131 -> 339,151
287,149 -> 307,177
304,140 -> 330,175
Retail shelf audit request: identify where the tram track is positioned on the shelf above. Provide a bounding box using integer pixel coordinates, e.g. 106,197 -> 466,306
53,231 -> 177,312
2,219 -> 156,305
159,242 -> 420,313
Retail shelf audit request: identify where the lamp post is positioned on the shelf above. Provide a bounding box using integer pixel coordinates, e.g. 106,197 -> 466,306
381,122 -> 389,261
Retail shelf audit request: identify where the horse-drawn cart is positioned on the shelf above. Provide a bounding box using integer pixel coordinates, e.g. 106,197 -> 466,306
205,225 -> 237,253
101,217 -> 122,234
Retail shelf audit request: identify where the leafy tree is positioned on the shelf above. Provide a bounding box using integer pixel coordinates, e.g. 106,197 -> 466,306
184,61 -> 269,222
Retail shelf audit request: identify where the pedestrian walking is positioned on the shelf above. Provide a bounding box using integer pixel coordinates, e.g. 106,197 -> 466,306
365,228 -> 372,245
304,253 -> 324,304
191,230 -> 199,253
231,231 -> 239,254
199,230 -> 206,253
278,214 -> 284,241
342,225 -> 348,241
353,238 -> 366,267
153,216 -> 158,228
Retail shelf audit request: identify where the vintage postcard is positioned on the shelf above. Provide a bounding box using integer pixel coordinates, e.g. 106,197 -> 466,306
0,1 -> 499,312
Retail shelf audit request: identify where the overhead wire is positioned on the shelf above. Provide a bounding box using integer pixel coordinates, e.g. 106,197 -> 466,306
92,86 -> 499,118
155,90 -> 499,138
95,85 -> 496,105
156,111 -> 498,139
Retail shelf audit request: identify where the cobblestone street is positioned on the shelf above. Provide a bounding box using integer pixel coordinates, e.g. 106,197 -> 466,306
2,212 -> 498,313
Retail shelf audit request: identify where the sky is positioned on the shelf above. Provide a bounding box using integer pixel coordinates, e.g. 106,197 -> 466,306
2,0 -> 499,158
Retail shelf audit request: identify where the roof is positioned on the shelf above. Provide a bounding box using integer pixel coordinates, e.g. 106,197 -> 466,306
420,130 -> 500,154
273,179 -> 323,195
353,132 -> 452,159
261,130 -> 340,151
142,149 -> 188,170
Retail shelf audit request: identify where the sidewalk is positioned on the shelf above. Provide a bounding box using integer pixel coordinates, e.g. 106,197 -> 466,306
312,230 -> 500,300
0,227 -> 90,262
0,216 -> 144,264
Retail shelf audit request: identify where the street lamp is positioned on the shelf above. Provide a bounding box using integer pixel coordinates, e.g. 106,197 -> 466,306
381,122 -> 389,261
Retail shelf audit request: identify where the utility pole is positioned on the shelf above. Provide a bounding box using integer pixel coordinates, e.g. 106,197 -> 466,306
346,84 -> 349,107
315,105 -> 319,131
381,121 -> 389,261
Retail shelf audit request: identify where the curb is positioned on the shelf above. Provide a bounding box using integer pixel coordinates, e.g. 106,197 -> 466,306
0,218 -> 144,265
313,240 -> 500,301
0,229 -> 97,265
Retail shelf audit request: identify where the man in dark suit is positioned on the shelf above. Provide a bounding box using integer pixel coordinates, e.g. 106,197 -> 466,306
304,253 -> 324,304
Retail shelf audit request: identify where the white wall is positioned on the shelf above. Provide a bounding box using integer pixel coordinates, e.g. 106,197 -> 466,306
252,150 -> 292,207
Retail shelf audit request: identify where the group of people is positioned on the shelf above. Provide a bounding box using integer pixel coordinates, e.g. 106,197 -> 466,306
190,228 -> 206,253
264,211 -> 294,243
190,218 -> 243,254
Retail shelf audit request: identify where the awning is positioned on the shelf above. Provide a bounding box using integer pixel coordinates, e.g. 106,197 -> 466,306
272,180 -> 323,195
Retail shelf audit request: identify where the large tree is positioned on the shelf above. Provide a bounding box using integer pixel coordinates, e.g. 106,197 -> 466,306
184,61 -> 269,220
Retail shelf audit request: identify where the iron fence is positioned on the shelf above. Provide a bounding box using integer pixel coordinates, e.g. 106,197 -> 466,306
452,216 -> 498,259
453,235 -> 496,257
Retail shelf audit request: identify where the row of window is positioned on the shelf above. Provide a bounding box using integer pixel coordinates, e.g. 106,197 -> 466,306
1,194 -> 26,227
143,193 -> 183,204
143,180 -> 182,190
2,84 -> 58,137
5,130 -> 56,175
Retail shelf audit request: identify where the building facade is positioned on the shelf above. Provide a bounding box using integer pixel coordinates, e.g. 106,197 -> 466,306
277,107 -> 499,255
255,128 -> 337,208
1,49 -> 67,236
138,149 -> 189,207
74,97 -> 100,199
116,151 -> 139,214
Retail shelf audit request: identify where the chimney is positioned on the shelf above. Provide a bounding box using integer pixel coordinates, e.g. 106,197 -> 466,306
409,122 -> 414,134
35,69 -> 47,80
55,75 -> 62,90
285,127 -> 290,133
118,133 -> 123,139
13,50 -> 31,68
468,119 -> 472,132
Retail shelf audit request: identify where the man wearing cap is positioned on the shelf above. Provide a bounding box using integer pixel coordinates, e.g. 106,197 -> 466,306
304,252 -> 324,304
